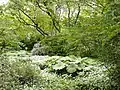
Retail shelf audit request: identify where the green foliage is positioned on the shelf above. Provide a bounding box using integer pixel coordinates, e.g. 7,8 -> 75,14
100,32 -> 120,87
41,35 -> 69,56
19,33 -> 41,50
0,0 -> 120,89
110,2 -> 120,24
1,52 -> 119,90
41,14 -> 120,59
0,56 -> 41,90
36,56 -> 116,89
44,56 -> 101,75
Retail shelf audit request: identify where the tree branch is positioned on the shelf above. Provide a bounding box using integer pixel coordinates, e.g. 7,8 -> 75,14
19,9 -> 48,36
74,3 -> 80,25
36,1 -> 60,32
11,0 -> 48,36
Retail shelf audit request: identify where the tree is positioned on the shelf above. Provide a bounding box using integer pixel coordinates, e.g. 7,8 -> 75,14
8,0 -> 61,36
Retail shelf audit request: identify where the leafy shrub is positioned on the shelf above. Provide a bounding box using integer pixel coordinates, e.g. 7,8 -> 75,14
41,35 -> 69,56
19,33 -> 41,50
100,32 -> 120,88
0,55 -> 41,90
40,26 -> 111,57
36,56 -> 116,90
40,14 -> 120,58
11,60 -> 41,85
44,56 -> 104,76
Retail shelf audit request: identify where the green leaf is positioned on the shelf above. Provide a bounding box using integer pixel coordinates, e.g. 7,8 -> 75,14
53,62 -> 66,70
77,64 -> 84,71
59,56 -> 72,61
66,63 -> 78,73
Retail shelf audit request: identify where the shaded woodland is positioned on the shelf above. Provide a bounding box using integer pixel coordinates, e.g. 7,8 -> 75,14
0,0 -> 120,90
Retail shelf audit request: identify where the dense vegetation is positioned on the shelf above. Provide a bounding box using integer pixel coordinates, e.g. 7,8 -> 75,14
0,0 -> 120,90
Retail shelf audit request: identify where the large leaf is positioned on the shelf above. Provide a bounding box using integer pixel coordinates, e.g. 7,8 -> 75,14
52,62 -> 66,70
66,63 -> 78,73
59,56 -> 72,61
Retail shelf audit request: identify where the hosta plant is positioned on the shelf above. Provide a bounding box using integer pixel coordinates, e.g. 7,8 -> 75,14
45,56 -> 99,76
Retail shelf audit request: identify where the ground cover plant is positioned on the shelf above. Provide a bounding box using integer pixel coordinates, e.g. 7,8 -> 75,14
0,51 -> 118,90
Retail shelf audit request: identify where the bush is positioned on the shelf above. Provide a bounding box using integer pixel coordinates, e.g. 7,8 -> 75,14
41,29 -> 102,57
0,55 -> 41,90
41,35 -> 69,56
40,16 -> 120,58
19,33 -> 41,51
100,32 -> 120,88
44,56 -> 96,75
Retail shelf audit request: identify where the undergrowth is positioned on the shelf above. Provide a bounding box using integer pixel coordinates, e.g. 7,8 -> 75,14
0,52 -> 118,90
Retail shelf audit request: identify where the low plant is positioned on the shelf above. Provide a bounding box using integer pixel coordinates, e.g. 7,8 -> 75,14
0,52 -> 118,90
0,55 -> 41,90
44,56 -> 103,76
